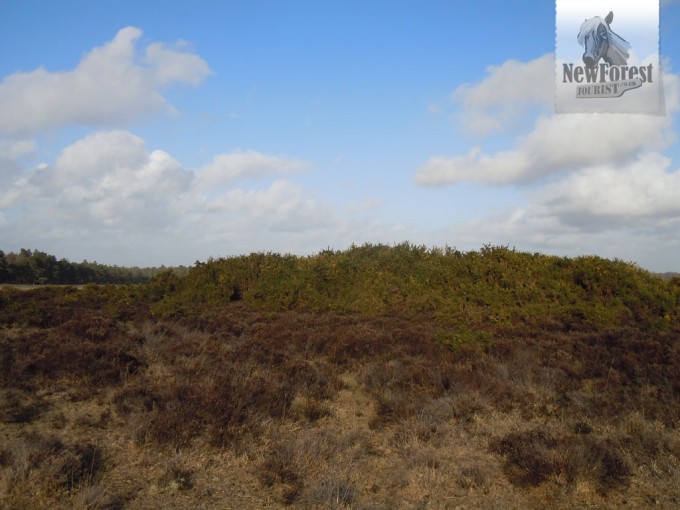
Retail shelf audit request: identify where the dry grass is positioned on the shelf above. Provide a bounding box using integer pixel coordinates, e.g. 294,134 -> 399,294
1,293 -> 679,509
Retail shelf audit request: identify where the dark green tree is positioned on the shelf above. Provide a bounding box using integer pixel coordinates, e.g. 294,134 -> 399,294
0,250 -> 8,283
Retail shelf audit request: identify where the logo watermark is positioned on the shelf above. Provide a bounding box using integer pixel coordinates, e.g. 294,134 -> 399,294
556,1 -> 661,113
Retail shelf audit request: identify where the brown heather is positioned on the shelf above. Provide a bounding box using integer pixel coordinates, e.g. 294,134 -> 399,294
1,243 -> 679,508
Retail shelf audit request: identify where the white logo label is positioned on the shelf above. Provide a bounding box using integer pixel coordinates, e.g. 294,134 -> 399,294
556,1 -> 661,114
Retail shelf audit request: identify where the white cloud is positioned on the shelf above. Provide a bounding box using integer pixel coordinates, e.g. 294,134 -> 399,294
0,130 -> 339,264
416,147 -> 531,186
203,180 -> 334,233
0,140 -> 36,193
453,53 -> 554,136
51,130 -> 150,185
416,111 -> 675,185
0,139 -> 36,160
7,131 -> 193,229
0,27 -> 211,136
193,150 -> 310,190
416,65 -> 679,186
528,153 -> 680,229
144,41 -> 211,87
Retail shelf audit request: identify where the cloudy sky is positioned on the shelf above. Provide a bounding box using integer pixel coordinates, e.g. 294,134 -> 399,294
1,1 -> 680,271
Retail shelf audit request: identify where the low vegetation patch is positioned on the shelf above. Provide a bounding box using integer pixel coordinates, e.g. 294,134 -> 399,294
1,244 -> 679,508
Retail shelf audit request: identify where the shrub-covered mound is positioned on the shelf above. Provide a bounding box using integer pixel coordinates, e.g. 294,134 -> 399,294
149,243 -> 679,330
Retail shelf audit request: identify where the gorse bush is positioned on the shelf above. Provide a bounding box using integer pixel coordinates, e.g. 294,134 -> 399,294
148,243 -> 679,331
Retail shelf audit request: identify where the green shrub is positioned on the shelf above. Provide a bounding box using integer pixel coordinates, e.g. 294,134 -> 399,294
144,243 -> 678,333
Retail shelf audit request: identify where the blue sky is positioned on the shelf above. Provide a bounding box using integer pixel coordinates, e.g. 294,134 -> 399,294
1,0 -> 679,271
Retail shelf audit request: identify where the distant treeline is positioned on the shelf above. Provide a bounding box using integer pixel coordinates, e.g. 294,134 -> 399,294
0,248 -> 188,285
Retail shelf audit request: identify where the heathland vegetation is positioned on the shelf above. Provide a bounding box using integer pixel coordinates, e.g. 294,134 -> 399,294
1,243 -> 679,508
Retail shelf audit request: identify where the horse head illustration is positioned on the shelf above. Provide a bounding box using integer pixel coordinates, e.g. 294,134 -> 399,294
577,11 -> 630,68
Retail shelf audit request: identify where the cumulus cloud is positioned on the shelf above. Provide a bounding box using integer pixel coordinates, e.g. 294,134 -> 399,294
528,153 -> 680,230
416,61 -> 678,186
452,53 -> 554,136
144,40 -> 210,86
0,27 -> 211,136
193,150 -> 311,190
203,180 -> 333,233
0,130 -> 338,264
0,140 -> 36,196
3,131 -> 192,229
416,111 -> 675,185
